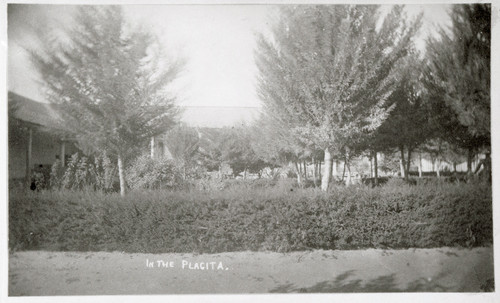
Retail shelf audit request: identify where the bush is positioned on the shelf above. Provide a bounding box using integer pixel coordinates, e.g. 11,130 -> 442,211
32,164 -> 52,190
9,181 -> 492,253
126,155 -> 183,190
50,153 -> 117,191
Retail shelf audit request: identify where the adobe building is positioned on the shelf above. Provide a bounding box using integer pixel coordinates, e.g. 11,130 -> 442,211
8,91 -> 262,183
8,92 -> 79,185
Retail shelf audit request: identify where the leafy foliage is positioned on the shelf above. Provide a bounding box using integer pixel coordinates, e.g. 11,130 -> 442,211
30,6 -> 183,195
198,128 -> 224,172
255,5 -> 422,190
220,126 -> 267,177
50,152 -> 117,191
164,124 -> 201,179
9,180 -> 492,253
423,4 -> 490,151
198,127 -> 268,177
125,154 -> 183,190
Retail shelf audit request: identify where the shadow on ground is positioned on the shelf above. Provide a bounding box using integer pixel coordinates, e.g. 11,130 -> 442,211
269,270 -> 495,293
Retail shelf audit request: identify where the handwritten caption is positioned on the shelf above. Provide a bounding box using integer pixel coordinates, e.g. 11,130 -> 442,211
146,259 -> 230,271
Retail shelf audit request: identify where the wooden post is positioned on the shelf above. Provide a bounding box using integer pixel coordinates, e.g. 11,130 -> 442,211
61,140 -> 66,167
25,127 -> 33,185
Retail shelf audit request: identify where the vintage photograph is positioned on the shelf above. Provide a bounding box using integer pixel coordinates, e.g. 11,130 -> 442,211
5,0 -> 494,299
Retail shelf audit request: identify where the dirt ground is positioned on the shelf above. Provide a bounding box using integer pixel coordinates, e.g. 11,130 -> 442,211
8,247 -> 494,295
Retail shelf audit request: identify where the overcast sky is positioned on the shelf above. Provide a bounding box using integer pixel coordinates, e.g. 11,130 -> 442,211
7,3 -> 450,107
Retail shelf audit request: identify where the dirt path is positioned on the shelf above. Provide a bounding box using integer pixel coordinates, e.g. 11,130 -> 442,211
9,247 -> 494,295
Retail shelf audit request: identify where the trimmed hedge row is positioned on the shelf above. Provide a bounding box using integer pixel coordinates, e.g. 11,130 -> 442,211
9,180 -> 492,253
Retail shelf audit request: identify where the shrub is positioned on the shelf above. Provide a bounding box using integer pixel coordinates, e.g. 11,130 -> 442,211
50,153 -> 116,191
126,155 -> 183,190
32,164 -> 51,190
9,181 -> 492,253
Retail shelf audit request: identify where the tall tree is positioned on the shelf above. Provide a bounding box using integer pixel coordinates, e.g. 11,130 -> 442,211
219,126 -> 266,179
256,5 -> 422,190
423,4 -> 490,173
165,124 -> 200,180
251,113 -> 312,185
198,128 -> 224,176
369,54 -> 432,181
31,6 -> 183,196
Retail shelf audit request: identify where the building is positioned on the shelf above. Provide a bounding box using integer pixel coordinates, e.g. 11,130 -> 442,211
8,92 -> 79,184
149,106 -> 261,159
8,92 -> 262,179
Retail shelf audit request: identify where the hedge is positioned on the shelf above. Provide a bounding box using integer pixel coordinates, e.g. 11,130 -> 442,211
9,180 -> 492,253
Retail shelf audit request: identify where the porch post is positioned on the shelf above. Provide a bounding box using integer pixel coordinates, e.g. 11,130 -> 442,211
61,139 -> 66,167
25,127 -> 33,185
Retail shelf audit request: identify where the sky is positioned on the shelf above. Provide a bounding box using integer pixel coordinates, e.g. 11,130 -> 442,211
7,3 -> 450,108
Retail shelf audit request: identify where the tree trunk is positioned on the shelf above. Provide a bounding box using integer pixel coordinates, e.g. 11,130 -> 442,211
318,161 -> 322,180
436,159 -> 441,178
321,148 -> 332,192
294,161 -> 302,185
117,154 -> 127,197
329,158 -> 334,180
406,147 -> 412,179
345,147 -> 352,186
243,168 -> 247,180
467,147 -> 474,175
341,159 -> 346,181
400,146 -> 407,180
370,154 -> 373,178
346,159 -> 352,187
373,150 -> 378,186
418,152 -> 422,178
303,160 -> 307,181
312,156 -> 317,187
453,162 -> 457,173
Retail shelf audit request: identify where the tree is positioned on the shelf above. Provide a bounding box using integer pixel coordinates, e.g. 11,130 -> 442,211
31,6 -> 183,196
251,113 -> 312,185
423,4 -> 490,174
164,124 -> 200,180
198,127 -> 267,179
256,5 -> 421,190
219,126 -> 266,179
198,128 -> 224,176
369,54 -> 432,181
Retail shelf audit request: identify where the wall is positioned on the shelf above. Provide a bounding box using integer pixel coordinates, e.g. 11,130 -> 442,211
8,126 -> 79,180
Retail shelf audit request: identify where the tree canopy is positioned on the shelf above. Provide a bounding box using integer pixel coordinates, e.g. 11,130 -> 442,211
256,5 -> 422,190
31,6 -> 184,195
423,4 -> 490,153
